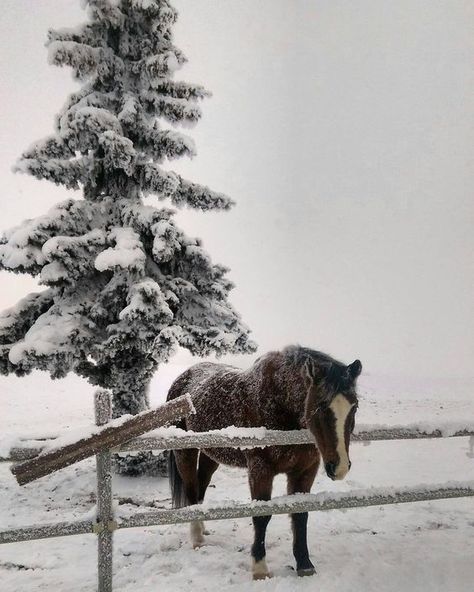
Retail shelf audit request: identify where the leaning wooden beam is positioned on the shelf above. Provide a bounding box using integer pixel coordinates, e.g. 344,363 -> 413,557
10,394 -> 194,486
3,426 -> 474,462
119,482 -> 474,529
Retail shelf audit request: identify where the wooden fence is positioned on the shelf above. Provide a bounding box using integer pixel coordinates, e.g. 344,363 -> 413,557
1,390 -> 473,592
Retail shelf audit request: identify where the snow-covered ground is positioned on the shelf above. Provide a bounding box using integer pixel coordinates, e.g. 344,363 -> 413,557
1,367 -> 473,591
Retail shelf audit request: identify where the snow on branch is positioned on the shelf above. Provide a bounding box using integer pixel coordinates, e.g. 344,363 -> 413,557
129,0 -> 178,35
22,135 -> 74,161
99,130 -> 137,174
7,294 -> 96,376
47,22 -> 105,47
62,106 -> 125,155
0,239 -> 45,273
137,164 -> 232,210
140,91 -> 202,125
94,227 -> 146,273
98,277 -> 177,362
173,177 -> 234,211
153,80 -> 211,101
151,219 -> 181,262
56,87 -> 114,135
0,199 -> 109,275
140,127 -> 196,161
0,291 -> 57,376
137,163 -> 180,198
175,296 -> 255,356
14,156 -> 92,190
118,278 -> 173,326
141,50 -> 184,80
119,201 -> 175,233
0,200 -> 105,277
117,92 -> 142,127
41,229 -> 107,284
47,40 -> 102,79
84,0 -> 126,28
48,39 -> 124,83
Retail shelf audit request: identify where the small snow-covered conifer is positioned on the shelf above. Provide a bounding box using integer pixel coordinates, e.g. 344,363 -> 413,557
0,0 -> 256,474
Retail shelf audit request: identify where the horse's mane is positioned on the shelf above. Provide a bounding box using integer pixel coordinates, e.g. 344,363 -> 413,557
279,345 -> 355,402
282,345 -> 340,369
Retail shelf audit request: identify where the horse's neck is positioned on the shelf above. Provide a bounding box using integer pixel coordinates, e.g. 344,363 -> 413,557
269,360 -> 307,426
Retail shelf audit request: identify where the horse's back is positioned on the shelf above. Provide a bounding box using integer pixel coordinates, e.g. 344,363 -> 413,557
167,362 -> 227,403
167,361 -> 252,467
168,362 -> 246,428
166,354 -> 320,473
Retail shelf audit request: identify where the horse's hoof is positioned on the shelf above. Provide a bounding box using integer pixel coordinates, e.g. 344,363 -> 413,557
252,571 -> 271,581
192,539 -> 205,550
297,567 -> 316,577
252,559 -> 271,580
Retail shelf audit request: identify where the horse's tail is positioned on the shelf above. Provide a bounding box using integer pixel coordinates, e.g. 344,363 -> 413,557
166,366 -> 199,508
167,420 -> 190,509
166,379 -> 190,509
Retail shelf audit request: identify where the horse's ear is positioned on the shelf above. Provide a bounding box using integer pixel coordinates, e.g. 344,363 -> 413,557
348,359 -> 362,380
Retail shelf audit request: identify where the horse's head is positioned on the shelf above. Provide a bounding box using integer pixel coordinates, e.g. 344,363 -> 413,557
303,357 -> 362,481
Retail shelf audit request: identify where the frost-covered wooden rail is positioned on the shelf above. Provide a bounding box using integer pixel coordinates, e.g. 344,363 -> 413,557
1,391 -> 474,592
4,423 -> 474,463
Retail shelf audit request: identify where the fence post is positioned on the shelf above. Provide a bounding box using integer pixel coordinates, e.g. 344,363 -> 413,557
95,389 -> 114,592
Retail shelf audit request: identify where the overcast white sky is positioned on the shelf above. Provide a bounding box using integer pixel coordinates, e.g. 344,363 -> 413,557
0,0 -> 473,379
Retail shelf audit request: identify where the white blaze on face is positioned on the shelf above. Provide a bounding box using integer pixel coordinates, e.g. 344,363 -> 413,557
329,394 -> 353,480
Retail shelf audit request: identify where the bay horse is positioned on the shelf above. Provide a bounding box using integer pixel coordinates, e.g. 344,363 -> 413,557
167,345 -> 362,580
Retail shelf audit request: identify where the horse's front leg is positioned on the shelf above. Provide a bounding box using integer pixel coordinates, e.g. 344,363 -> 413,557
287,459 -> 319,576
248,456 -> 274,580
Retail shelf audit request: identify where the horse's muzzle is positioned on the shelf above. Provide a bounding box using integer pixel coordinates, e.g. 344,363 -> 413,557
325,462 -> 337,480
325,460 -> 352,480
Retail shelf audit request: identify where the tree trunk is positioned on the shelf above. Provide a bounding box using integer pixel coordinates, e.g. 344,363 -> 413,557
111,366 -> 168,477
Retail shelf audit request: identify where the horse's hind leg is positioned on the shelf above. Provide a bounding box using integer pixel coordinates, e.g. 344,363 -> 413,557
172,449 -> 205,548
287,460 -> 319,576
248,457 -> 275,580
197,452 -> 219,535
198,452 -> 219,501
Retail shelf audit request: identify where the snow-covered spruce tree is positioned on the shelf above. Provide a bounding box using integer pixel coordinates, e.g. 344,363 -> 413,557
0,0 -> 256,475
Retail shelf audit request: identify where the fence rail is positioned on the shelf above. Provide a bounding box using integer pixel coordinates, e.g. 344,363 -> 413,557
1,390 -> 473,592
2,482 -> 473,546
3,426 -> 473,463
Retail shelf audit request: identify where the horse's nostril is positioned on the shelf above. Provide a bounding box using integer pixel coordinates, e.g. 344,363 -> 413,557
325,462 -> 336,478
349,461 -> 352,470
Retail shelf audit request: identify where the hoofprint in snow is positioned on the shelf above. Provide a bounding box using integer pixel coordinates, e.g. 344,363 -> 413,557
1,369 -> 473,591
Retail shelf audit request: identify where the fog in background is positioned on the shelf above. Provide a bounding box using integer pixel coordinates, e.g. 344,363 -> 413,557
0,0 -> 473,380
